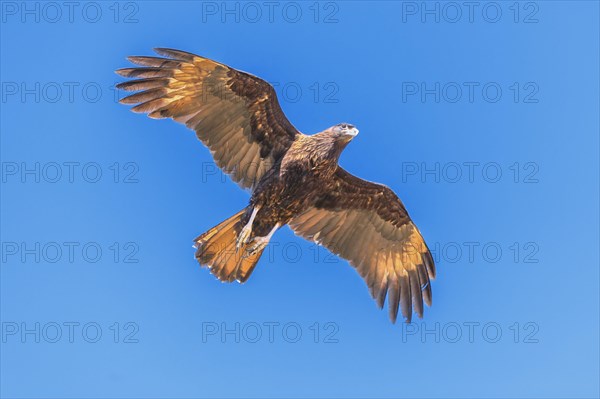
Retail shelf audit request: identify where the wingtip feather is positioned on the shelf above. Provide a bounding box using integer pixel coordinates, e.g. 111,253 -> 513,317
153,47 -> 197,62
115,68 -> 132,77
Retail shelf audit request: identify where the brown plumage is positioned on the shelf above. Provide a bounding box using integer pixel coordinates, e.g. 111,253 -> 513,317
116,48 -> 436,323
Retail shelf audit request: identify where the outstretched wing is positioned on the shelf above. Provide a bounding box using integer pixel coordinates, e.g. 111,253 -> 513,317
289,168 -> 435,323
116,48 -> 301,189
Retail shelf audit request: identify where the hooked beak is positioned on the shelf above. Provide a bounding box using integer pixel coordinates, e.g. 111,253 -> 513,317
341,127 -> 359,142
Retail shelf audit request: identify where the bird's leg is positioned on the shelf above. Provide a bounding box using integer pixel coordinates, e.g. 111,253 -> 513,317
244,223 -> 280,258
236,206 -> 260,251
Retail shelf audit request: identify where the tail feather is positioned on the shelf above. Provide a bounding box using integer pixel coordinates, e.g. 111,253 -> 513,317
194,209 -> 266,283
236,251 -> 263,283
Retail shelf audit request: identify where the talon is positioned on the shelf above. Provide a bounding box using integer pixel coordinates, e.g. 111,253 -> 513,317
236,224 -> 252,251
236,206 -> 260,252
244,237 -> 269,258
243,222 -> 281,258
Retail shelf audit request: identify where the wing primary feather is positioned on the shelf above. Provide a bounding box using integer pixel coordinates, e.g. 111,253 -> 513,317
399,273 -> 412,323
423,250 -> 436,279
376,250 -> 393,309
409,268 -> 424,318
417,265 -> 433,307
119,87 -> 167,105
376,277 -> 389,310
115,67 -> 174,78
368,250 -> 387,299
153,48 -> 198,62
130,98 -> 172,114
115,78 -> 171,92
127,56 -> 182,68
387,275 -> 400,324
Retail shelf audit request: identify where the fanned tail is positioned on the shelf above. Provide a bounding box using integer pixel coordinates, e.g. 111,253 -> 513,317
194,209 -> 265,283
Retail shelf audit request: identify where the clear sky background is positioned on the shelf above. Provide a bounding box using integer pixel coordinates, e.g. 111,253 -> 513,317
1,1 -> 599,398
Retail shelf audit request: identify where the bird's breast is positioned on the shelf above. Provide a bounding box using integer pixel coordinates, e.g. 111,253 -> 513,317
281,143 -> 338,180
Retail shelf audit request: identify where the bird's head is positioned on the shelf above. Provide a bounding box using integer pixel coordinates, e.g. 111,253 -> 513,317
313,123 -> 359,162
329,123 -> 359,144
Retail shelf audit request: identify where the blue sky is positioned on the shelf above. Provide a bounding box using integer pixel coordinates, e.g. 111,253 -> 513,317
1,1 -> 599,398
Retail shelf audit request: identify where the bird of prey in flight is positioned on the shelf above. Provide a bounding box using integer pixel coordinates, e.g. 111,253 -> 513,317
116,48 -> 435,323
